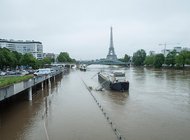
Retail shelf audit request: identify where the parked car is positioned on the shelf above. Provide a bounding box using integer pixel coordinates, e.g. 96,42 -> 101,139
0,71 -> 6,76
6,71 -> 16,75
33,68 -> 52,76
28,69 -> 35,74
20,70 -> 29,75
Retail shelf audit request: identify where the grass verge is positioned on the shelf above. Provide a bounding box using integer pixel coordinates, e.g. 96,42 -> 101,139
0,75 -> 33,88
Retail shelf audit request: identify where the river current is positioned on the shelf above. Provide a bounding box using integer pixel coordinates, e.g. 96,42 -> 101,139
0,66 -> 190,140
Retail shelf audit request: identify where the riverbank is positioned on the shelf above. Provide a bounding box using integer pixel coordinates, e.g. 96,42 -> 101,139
0,75 -> 33,88
134,65 -> 190,70
162,65 -> 190,70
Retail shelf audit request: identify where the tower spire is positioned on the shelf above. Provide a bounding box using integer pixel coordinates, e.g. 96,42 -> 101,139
110,26 -> 114,49
107,27 -> 117,60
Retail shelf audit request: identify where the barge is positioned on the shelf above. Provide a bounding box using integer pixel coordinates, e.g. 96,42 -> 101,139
98,71 -> 129,91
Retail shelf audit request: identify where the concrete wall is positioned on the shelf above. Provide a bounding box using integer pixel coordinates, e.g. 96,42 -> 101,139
0,70 -> 62,101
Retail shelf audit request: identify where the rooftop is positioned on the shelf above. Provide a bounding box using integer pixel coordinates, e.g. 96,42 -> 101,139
0,39 -> 42,44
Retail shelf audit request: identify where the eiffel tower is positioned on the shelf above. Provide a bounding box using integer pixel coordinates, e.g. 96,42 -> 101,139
106,27 -> 117,60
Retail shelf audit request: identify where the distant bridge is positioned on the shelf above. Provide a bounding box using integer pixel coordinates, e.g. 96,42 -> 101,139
79,59 -> 130,67
50,63 -> 76,68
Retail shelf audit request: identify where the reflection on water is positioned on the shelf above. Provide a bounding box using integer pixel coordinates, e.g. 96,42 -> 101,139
96,90 -> 129,105
0,66 -> 190,140
85,66 -> 190,140
0,74 -> 63,140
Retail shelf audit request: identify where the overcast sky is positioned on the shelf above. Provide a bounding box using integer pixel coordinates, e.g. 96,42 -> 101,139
0,0 -> 190,60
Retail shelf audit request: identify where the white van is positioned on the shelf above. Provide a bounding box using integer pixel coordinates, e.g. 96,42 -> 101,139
34,68 -> 52,76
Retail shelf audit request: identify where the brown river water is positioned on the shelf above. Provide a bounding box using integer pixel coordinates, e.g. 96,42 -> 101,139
0,65 -> 190,140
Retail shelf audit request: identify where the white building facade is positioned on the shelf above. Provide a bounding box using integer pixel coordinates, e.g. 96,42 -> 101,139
0,39 -> 43,59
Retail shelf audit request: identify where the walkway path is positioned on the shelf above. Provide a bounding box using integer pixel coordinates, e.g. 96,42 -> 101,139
44,70 -> 117,140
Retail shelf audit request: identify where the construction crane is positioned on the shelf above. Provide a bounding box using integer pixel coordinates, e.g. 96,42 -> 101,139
159,43 -> 167,56
159,43 -> 180,56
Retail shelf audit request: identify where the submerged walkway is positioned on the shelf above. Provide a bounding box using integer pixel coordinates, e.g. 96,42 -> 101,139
0,70 -> 117,140
42,70 -> 117,140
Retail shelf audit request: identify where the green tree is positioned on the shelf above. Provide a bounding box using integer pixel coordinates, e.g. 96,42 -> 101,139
124,54 -> 131,62
57,52 -> 73,62
57,53 -> 67,62
154,53 -> 165,68
72,59 -> 76,63
175,50 -> 190,68
144,55 -> 155,66
42,57 -> 52,65
12,51 -> 23,66
186,51 -> 190,64
0,48 -> 17,69
132,49 -> 146,66
0,48 -> 5,69
9,53 -> 17,68
119,54 -> 130,62
165,50 -> 177,67
20,53 -> 37,68
35,59 -> 43,69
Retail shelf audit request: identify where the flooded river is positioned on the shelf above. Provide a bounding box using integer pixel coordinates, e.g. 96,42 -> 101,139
0,66 -> 190,140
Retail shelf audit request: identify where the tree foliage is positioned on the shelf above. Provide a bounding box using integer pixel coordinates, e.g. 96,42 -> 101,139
12,51 -> 22,64
42,57 -> 52,65
57,52 -> 73,63
20,53 -> 37,68
0,48 -> 19,69
165,50 -> 177,67
153,53 -> 165,68
132,49 -> 146,66
144,55 -> 155,66
119,54 -> 131,62
175,50 -> 190,68
144,49 -> 190,68
0,48 -> 76,70
124,54 -> 130,62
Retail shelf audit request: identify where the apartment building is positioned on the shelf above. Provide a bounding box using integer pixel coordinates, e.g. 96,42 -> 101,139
0,39 -> 43,59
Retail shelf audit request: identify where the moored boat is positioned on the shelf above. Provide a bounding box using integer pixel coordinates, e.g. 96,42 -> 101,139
98,71 -> 129,91
79,64 -> 86,71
